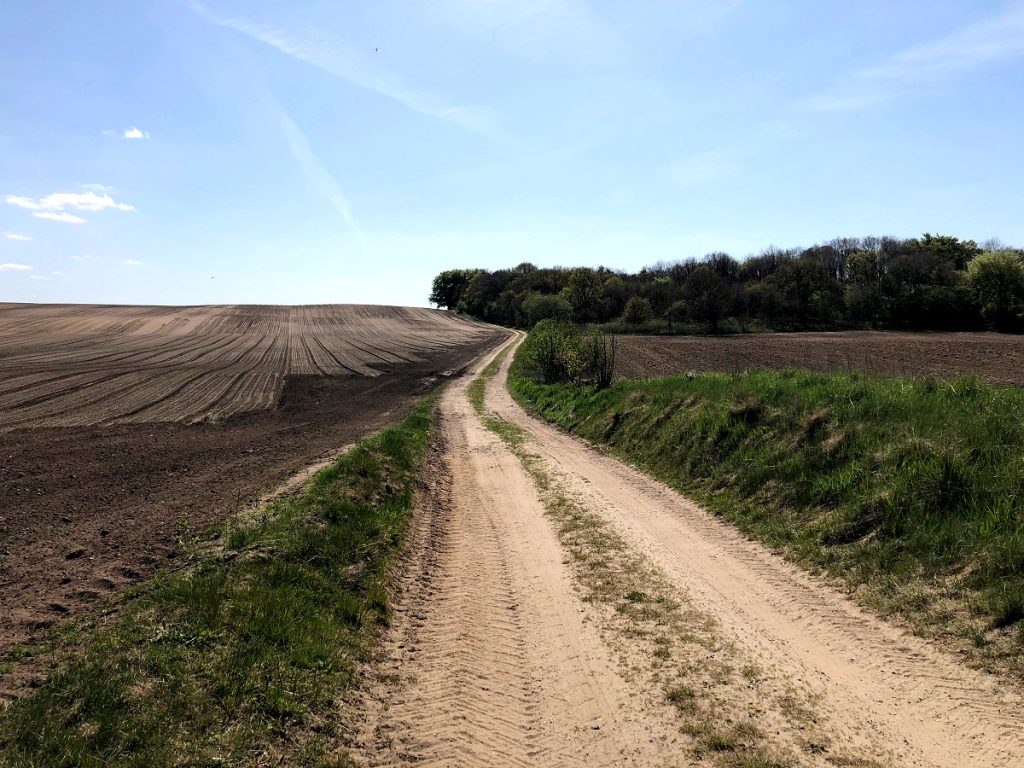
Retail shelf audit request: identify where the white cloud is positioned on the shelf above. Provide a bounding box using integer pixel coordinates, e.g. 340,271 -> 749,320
102,128 -> 149,139
0,263 -> 32,271
189,1 -> 492,134
8,191 -> 134,212
5,195 -> 38,210
81,183 -> 114,192
3,232 -> 31,241
52,270 -> 63,276
122,259 -> 143,266
804,6 -> 1024,111
33,211 -> 87,224
6,190 -> 134,224
29,275 -> 47,280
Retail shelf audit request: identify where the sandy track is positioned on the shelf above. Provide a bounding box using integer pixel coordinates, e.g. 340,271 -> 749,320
357,338 -> 683,767
487,338 -> 1024,767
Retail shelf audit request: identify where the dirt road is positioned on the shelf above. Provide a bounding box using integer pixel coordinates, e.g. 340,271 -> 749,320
358,336 -> 684,765
357,335 -> 1024,767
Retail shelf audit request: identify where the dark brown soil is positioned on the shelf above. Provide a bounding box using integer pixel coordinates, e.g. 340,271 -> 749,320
614,331 -> 1024,385
0,334 -> 499,694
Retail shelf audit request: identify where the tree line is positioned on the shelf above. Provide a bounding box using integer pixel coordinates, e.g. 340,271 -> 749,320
430,234 -> 1024,333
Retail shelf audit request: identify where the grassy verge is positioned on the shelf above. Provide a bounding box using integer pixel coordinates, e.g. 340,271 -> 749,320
508,354 -> 1024,678
0,395 -> 438,767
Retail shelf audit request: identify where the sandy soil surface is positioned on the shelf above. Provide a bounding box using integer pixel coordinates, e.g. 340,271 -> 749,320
0,333 -> 499,685
0,304 -> 494,429
482,338 -> 1024,767
615,331 -> 1024,384
355,336 -> 686,766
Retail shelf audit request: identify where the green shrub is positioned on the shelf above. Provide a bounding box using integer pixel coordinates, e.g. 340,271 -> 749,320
517,320 -> 615,388
522,291 -> 573,327
965,250 -> 1024,330
622,296 -> 654,326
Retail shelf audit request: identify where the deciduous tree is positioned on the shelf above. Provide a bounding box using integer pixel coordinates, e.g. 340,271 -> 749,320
561,268 -> 605,323
966,250 -> 1024,330
429,269 -> 479,310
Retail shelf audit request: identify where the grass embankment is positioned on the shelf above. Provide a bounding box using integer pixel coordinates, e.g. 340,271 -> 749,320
509,358 -> 1024,676
0,396 -> 438,767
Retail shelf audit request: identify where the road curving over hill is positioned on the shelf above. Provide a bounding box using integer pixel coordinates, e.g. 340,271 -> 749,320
356,334 -> 685,766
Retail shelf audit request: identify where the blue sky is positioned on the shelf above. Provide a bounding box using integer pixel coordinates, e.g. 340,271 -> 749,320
2,1 -> 1023,307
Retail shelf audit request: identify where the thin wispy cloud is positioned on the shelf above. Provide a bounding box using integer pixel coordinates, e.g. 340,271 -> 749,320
432,0 -> 681,149
122,259 -> 143,266
189,1 -> 492,134
3,232 -> 32,241
81,183 -> 114,192
278,108 -> 366,252
670,149 -> 741,190
438,0 -> 622,67
804,5 -> 1024,111
0,263 -> 33,271
33,212 -> 87,224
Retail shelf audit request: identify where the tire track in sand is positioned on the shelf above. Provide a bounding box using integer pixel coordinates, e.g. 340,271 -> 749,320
486,336 -> 1024,768
356,338 -> 683,767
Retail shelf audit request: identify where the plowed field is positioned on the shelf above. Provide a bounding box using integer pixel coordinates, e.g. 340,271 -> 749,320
0,304 -> 499,683
613,331 -> 1024,384
0,303 -> 492,429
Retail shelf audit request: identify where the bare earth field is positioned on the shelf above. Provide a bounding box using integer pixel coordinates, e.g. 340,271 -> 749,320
0,303 -> 492,429
614,330 -> 1024,384
0,303 -> 498,675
